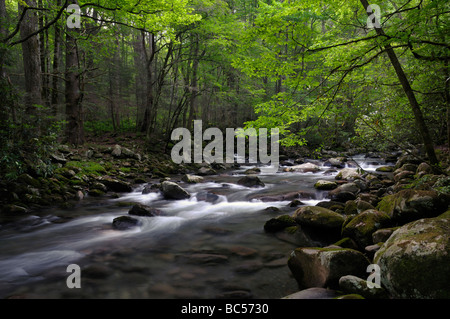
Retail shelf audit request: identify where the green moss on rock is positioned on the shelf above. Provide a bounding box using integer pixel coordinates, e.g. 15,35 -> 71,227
374,216 -> 450,298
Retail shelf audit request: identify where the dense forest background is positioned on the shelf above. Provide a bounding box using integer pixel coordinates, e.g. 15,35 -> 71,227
0,0 -> 448,180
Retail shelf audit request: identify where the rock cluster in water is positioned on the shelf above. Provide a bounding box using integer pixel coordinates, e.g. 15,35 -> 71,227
265,152 -> 450,299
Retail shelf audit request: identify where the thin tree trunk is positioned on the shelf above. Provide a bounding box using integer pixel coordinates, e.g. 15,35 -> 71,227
65,0 -> 84,145
360,0 -> 438,164
51,0 -> 62,116
19,0 -> 42,117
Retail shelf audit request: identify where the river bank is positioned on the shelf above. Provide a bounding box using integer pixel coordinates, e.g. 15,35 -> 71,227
0,139 -> 449,299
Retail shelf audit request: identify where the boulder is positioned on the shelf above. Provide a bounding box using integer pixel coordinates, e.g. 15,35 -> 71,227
286,163 -> 321,173
329,182 -> 360,197
160,181 -> 190,200
376,189 -> 447,223
375,166 -> 394,172
198,166 -> 217,176
128,204 -> 161,217
416,162 -> 433,177
374,215 -> 450,298
181,174 -> 204,184
274,226 -> 322,247
293,206 -> 345,231
98,177 -> 132,193
314,180 -> 338,190
339,275 -> 388,299
342,209 -> 391,248
244,167 -> 261,175
112,216 -> 142,230
237,176 -> 265,188
372,228 -> 397,244
315,201 -> 345,212
264,215 -> 297,233
335,168 -> 361,181
111,144 -> 122,157
288,247 -> 370,289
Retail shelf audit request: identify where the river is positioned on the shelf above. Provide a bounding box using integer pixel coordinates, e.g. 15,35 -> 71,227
0,155 -> 388,299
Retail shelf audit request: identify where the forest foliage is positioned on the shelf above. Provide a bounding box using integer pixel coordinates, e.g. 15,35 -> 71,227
0,0 -> 448,178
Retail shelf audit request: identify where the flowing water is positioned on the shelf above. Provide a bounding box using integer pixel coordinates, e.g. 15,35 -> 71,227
0,155 -> 389,299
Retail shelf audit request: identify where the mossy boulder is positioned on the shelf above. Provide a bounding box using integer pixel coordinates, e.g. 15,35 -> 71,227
339,275 -> 388,299
376,189 -> 447,223
342,209 -> 391,248
374,216 -> 450,298
288,247 -> 370,289
264,215 -> 297,233
314,180 -> 338,190
293,206 -> 345,230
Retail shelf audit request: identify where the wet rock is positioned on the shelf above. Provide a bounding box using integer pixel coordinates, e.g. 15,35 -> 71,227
314,180 -> 338,190
274,226 -> 321,247
329,182 -> 360,196
335,168 -> 361,181
324,157 -> 346,168
342,209 -> 391,248
128,204 -> 161,217
264,215 -> 297,233
293,206 -> 345,231
237,176 -> 265,188
161,181 -> 190,200
329,191 -> 356,203
198,166 -> 217,176
98,177 -> 132,193
376,189 -> 447,223
288,199 -> 305,207
196,191 -> 220,203
339,275 -> 388,299
181,174 -> 204,184
285,163 -> 321,173
374,215 -> 450,298
112,216 -> 142,230
244,167 -> 261,175
142,184 -> 159,194
372,228 -> 396,244
376,166 -> 394,172
288,247 -> 370,289
315,201 -> 345,212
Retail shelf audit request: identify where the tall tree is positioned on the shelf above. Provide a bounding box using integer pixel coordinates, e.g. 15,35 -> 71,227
360,0 -> 438,164
65,0 -> 84,145
19,0 -> 42,117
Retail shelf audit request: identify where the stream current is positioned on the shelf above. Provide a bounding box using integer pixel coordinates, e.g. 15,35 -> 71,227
0,155 -> 388,299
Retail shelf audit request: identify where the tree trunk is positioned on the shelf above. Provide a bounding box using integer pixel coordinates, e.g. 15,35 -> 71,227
51,0 -> 62,116
360,0 -> 438,164
65,0 -> 84,145
19,0 -> 42,117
